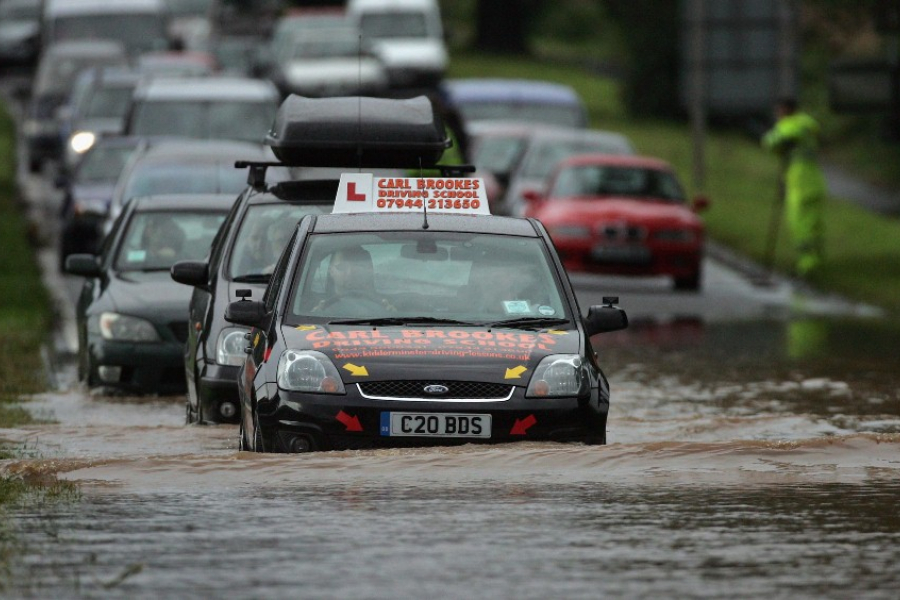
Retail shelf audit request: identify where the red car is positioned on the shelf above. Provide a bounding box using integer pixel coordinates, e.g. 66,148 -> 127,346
524,154 -> 708,291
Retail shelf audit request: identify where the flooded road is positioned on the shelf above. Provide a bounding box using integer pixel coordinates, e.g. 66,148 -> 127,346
3,317 -> 900,598
2,83 -> 898,598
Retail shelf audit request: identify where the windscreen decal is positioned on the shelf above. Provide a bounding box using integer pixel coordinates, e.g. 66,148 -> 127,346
300,328 -> 563,361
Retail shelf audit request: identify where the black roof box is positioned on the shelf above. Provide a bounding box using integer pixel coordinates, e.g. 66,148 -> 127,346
265,95 -> 451,168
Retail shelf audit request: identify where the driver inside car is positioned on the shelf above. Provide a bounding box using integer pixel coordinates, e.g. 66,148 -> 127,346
310,246 -> 395,315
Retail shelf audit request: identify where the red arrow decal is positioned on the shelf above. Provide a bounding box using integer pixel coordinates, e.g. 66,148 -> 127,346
347,182 -> 366,202
510,415 -> 537,435
263,347 -> 272,362
336,410 -> 363,432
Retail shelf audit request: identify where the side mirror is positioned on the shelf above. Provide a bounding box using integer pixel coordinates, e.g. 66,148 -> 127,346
224,299 -> 267,328
170,260 -> 209,288
64,254 -> 102,278
692,195 -> 710,212
584,297 -> 628,336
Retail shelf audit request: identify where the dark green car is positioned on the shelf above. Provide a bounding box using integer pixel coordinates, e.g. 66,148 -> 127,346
65,194 -> 235,394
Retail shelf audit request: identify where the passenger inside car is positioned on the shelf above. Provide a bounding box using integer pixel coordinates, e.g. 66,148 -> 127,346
143,216 -> 185,267
309,246 -> 389,314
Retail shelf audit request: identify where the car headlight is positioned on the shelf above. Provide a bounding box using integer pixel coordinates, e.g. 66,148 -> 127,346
95,312 -> 161,342
277,350 -> 345,394
217,327 -> 249,366
70,131 -> 96,154
525,354 -> 589,398
549,224 -> 592,239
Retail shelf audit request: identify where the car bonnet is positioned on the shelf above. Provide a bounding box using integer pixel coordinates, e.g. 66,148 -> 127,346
276,323 -> 581,386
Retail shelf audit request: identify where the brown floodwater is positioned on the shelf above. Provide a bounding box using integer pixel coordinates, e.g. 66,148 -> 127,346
2,317 -> 899,598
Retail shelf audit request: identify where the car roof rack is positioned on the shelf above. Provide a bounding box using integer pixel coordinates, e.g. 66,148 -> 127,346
235,161 -> 477,191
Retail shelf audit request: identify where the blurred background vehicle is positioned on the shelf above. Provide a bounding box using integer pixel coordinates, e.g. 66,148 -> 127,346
524,153 -> 708,291
441,78 -> 589,129
266,25 -> 388,98
349,0 -> 448,92
57,66 -> 142,175
0,0 -> 42,71
123,76 -> 279,144
41,0 -> 172,61
65,193 -> 235,394
104,138 -> 289,230
254,7 -> 349,80
58,136 -> 145,267
24,39 -> 128,173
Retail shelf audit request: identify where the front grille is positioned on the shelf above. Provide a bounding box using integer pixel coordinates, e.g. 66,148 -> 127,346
168,321 -> 189,344
358,380 -> 514,401
598,223 -> 646,241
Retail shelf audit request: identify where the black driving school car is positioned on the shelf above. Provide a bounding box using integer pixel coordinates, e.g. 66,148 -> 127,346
223,94 -> 628,452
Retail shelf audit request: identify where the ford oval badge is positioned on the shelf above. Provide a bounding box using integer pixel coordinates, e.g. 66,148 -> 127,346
424,384 -> 449,395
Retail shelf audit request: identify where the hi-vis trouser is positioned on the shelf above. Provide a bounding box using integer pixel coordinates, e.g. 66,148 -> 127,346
784,157 -> 826,276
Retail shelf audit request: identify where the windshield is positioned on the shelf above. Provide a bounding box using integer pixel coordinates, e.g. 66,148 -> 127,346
0,1 -> 40,20
84,85 -> 134,119
551,165 -> 686,202
76,144 -> 138,183
228,203 -> 329,279
359,12 -> 429,39
114,210 -> 225,272
164,0 -> 212,17
460,103 -> 585,129
472,135 -> 527,175
286,232 -> 569,323
521,136 -> 634,180
290,31 -> 361,59
122,162 -> 248,203
130,100 -> 276,143
51,14 -> 168,55
36,55 -> 127,95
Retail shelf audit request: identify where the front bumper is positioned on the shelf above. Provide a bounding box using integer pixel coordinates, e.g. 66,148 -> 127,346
89,338 -> 185,394
256,387 -> 607,451
554,240 -> 702,278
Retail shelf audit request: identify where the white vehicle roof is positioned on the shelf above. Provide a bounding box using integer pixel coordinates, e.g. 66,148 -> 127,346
133,77 -> 279,102
44,0 -> 166,17
348,0 -> 439,11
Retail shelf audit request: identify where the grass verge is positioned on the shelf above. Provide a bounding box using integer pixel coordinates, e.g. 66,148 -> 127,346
0,97 -> 56,539
450,52 -> 900,315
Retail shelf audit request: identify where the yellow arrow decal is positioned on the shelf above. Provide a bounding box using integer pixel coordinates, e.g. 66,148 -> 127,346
252,333 -> 260,347
343,363 -> 369,377
296,325 -> 317,331
547,330 -> 568,335
504,365 -> 528,379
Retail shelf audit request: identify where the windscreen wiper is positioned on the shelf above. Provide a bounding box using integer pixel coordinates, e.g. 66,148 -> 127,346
328,316 -> 476,326
232,273 -> 271,283
483,317 -> 570,329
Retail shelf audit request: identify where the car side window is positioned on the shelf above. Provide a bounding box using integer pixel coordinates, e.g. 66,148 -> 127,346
263,230 -> 297,313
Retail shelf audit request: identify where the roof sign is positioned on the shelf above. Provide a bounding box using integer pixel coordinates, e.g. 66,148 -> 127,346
333,173 -> 491,215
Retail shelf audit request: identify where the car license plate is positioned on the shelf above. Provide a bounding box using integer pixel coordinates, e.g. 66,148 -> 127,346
380,412 -> 491,438
590,245 -> 651,265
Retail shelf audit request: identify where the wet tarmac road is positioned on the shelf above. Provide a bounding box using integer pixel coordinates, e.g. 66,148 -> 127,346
3,316 -> 899,598
2,84 -> 900,598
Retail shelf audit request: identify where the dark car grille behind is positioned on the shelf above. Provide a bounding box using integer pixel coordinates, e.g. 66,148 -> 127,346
359,380 -> 513,400
168,321 -> 189,344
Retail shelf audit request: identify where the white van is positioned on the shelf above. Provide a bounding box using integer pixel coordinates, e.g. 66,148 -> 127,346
42,0 -> 170,60
347,0 -> 447,91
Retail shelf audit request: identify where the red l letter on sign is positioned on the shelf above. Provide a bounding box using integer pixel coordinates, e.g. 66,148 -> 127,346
347,182 -> 366,202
